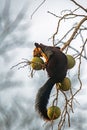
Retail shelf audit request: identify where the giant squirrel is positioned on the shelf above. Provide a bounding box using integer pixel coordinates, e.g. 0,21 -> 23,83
33,43 -> 68,121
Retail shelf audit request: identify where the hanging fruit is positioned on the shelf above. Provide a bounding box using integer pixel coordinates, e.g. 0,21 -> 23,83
47,106 -> 61,120
66,55 -> 75,69
31,57 -> 45,70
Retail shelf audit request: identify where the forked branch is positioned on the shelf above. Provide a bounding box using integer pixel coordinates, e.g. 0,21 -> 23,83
61,16 -> 87,51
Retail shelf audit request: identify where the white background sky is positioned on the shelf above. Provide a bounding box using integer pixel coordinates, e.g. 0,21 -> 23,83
0,0 -> 87,130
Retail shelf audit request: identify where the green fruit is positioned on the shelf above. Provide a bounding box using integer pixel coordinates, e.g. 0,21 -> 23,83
31,57 -> 44,70
60,77 -> 71,91
66,55 -> 75,69
47,106 -> 61,120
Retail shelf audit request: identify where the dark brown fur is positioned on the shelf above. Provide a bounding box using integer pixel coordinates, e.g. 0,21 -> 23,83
35,43 -> 67,120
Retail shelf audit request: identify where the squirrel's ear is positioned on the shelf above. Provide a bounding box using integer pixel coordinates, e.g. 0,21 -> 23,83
34,43 -> 40,48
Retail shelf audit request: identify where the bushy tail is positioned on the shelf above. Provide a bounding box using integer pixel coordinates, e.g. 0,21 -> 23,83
35,78 -> 55,120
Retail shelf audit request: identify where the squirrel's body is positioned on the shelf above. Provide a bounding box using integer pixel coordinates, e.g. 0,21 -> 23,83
34,43 -> 67,120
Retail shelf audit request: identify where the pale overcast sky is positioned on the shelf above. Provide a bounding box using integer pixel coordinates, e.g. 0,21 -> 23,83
0,0 -> 87,130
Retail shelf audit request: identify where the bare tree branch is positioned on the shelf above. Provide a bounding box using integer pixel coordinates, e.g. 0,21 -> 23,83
70,0 -> 87,13
0,2 -> 29,45
61,16 -> 87,51
31,0 -> 47,19
2,0 -> 11,26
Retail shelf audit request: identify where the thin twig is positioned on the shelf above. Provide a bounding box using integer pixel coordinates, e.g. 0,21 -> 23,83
31,0 -> 47,19
70,0 -> 87,13
69,39 -> 87,101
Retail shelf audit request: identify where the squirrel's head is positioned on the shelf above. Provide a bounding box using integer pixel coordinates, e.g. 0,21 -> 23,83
33,43 -> 49,63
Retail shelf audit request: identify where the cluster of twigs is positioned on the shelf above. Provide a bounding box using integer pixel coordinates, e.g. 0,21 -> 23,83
11,59 -> 35,77
51,38 -> 87,130
47,1 -> 87,130
11,59 -> 46,77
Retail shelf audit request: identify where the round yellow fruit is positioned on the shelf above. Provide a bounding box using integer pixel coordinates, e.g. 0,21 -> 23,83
31,57 -> 44,70
66,55 -> 75,69
60,77 -> 71,91
47,106 -> 61,120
